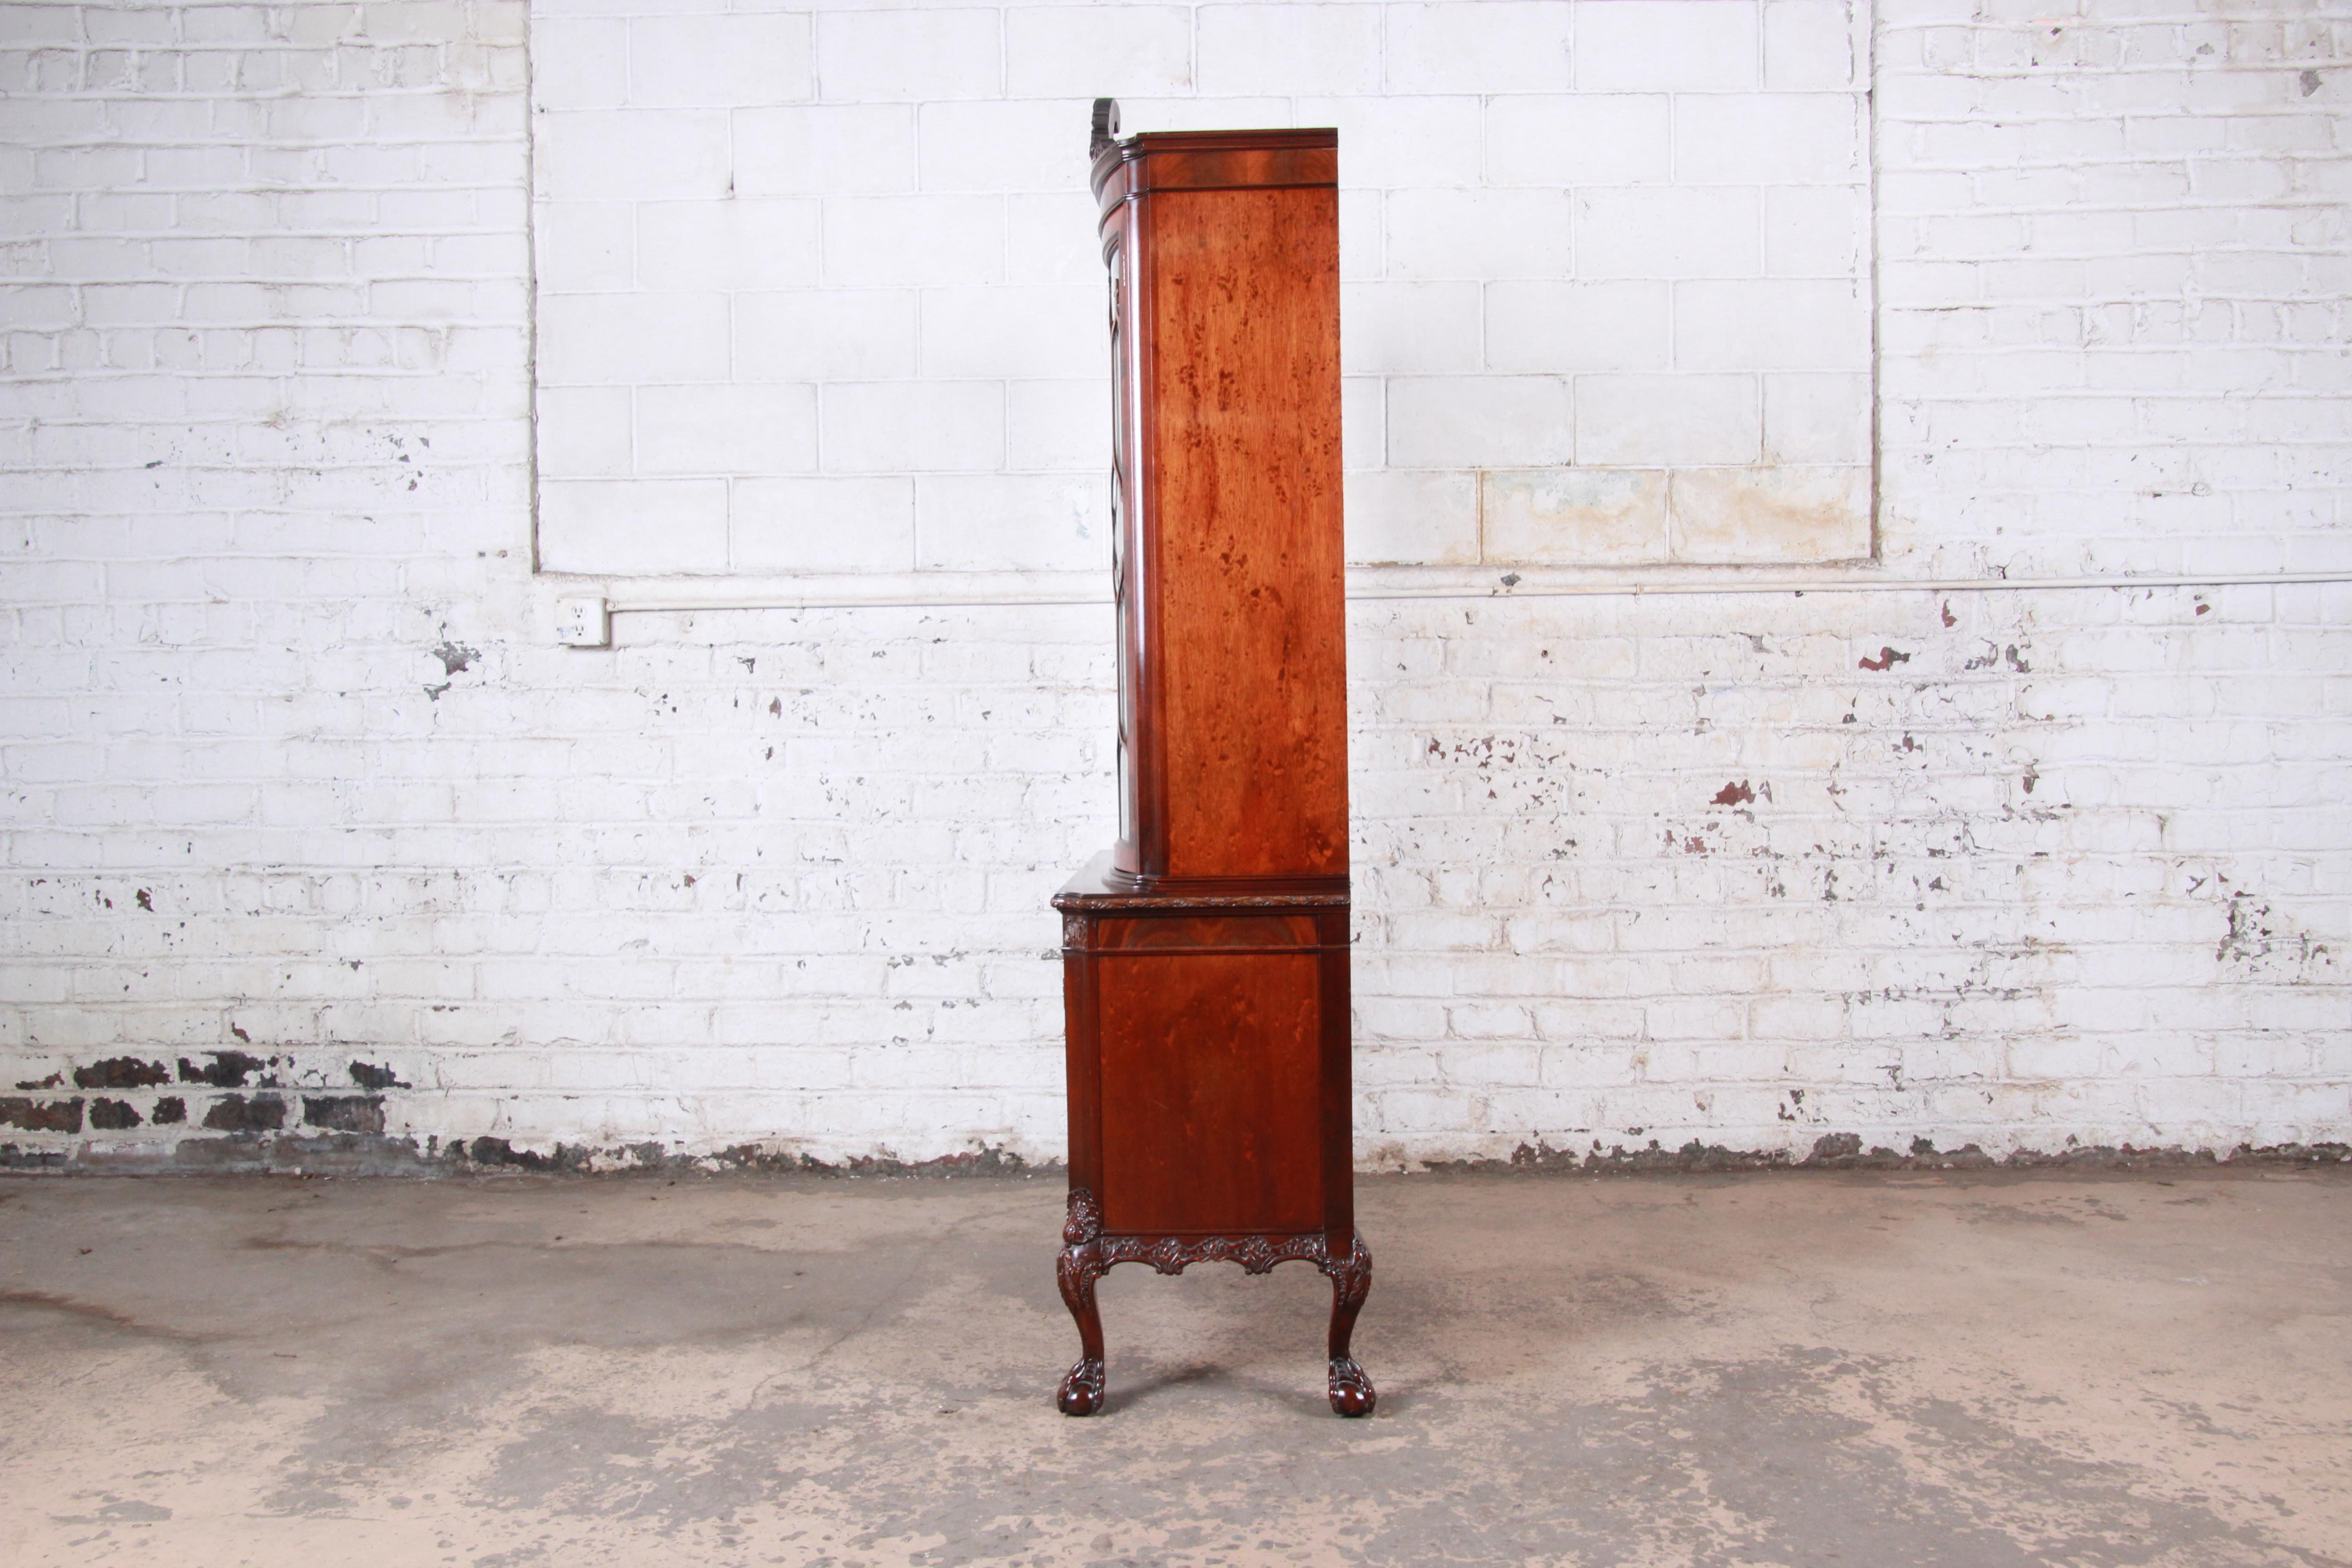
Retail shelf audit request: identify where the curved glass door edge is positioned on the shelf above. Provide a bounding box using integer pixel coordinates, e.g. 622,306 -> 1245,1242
1107,240 -> 1137,860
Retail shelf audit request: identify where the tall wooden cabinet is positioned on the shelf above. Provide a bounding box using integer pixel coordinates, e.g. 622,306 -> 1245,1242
1052,101 -> 1372,1418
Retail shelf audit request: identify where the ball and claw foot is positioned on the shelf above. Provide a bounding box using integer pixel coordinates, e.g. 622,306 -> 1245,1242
1328,1355 -> 1376,1417
1058,1357 -> 1106,1416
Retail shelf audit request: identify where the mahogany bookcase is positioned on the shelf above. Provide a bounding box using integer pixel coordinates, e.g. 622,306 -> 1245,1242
1051,101 -> 1372,1419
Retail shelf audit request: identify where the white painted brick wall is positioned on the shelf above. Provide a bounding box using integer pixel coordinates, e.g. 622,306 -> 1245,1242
0,0 -> 2347,1169
529,0 -> 1876,578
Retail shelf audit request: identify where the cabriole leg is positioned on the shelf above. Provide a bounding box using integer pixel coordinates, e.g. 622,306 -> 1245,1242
1323,1232 -> 1375,1417
1056,1190 -> 1107,1415
1055,1252 -> 1106,1415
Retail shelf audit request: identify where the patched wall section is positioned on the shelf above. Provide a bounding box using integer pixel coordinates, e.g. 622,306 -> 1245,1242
528,0 -> 1876,577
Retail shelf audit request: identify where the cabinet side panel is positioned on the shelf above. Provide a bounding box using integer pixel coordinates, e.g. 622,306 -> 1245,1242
1317,908 -> 1355,1243
1096,951 -> 1324,1235
1061,935 -> 1102,1194
1143,184 -> 1347,880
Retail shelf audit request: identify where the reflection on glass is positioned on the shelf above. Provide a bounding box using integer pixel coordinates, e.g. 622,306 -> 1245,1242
1108,243 -> 1135,853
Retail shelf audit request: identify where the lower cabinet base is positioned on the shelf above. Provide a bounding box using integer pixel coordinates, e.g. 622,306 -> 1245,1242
1051,1187 -> 1375,1418
1054,853 -> 1365,1417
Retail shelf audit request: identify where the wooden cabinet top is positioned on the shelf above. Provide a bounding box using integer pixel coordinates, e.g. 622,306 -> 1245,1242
1092,128 -> 1338,218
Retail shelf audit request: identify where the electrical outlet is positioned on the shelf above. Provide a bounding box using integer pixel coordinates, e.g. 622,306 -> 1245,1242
554,596 -> 608,647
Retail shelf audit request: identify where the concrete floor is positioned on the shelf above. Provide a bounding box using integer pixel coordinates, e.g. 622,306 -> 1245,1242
1,1170 -> 2347,1568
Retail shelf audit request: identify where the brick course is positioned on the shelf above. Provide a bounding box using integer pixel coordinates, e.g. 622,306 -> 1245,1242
0,0 -> 2346,1167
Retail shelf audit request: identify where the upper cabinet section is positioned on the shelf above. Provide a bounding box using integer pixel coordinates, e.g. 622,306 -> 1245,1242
1093,106 -> 1348,887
